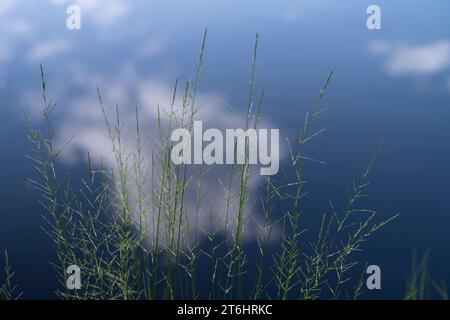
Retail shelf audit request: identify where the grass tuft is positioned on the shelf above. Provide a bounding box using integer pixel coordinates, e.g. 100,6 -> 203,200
19,30 -> 397,300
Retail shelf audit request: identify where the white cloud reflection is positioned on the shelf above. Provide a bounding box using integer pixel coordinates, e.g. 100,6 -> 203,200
49,0 -> 129,27
369,40 -> 450,76
28,39 -> 72,63
5,0 -> 279,247
0,0 -> 15,16
47,62 -> 274,246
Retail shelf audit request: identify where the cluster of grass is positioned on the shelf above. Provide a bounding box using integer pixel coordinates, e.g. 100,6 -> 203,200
8,30 -> 399,300
405,250 -> 448,300
0,251 -> 21,300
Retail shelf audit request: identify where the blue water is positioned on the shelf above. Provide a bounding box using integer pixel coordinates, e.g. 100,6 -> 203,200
1,0 -> 450,299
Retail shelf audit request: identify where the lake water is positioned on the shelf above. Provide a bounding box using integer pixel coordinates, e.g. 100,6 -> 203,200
1,0 -> 450,299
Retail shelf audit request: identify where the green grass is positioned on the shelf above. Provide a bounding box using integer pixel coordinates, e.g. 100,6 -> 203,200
405,249 -> 448,300
0,250 -> 21,300
5,30 -> 398,300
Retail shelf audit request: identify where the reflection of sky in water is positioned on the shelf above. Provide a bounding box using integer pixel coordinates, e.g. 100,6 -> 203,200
1,0 -> 450,298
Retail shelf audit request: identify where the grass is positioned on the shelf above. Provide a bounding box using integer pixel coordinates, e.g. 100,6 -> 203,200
0,250 -> 21,300
405,249 -> 448,300
3,30 -> 399,300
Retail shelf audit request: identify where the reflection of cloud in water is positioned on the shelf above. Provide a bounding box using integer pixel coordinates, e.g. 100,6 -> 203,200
27,61 -> 279,247
0,0 -> 15,16
0,0 -> 131,68
369,40 -> 450,76
28,39 -> 72,63
3,0 -> 282,247
49,0 -> 129,27
0,9 -> 34,66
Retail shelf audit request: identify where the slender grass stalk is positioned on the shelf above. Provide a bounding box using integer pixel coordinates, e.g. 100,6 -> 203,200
0,250 -> 22,300
22,31 -> 398,300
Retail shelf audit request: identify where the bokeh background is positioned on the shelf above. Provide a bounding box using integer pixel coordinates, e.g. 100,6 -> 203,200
1,0 -> 450,299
